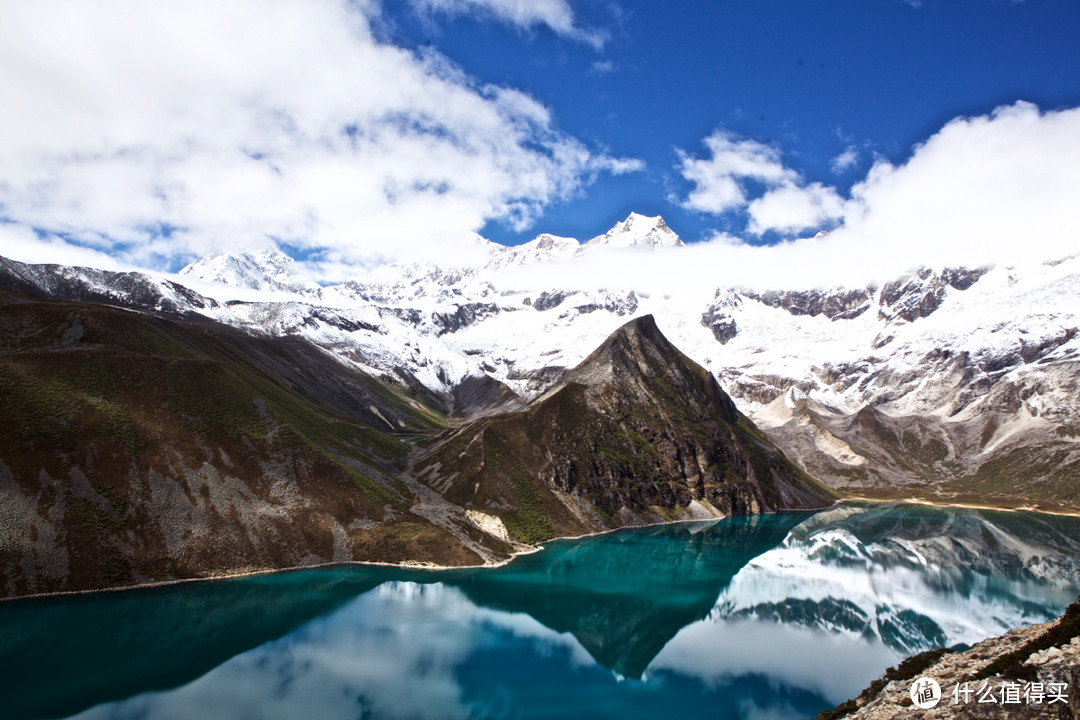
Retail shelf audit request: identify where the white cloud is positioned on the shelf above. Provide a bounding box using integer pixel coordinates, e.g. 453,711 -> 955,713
835,101 -> 1080,270
0,0 -> 634,278
675,132 -> 794,215
0,225 -> 128,271
672,101 -> 1080,282
675,130 -> 843,235
747,182 -> 846,235
590,60 -> 616,75
504,101 -> 1080,295
830,145 -> 860,173
407,0 -> 606,48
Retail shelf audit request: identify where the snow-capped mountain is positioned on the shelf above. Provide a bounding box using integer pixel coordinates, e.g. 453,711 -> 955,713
3,212 -> 1078,506
179,246 -> 322,295
584,212 -> 684,249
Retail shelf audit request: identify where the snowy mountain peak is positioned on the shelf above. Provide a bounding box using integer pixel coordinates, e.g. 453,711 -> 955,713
179,246 -> 321,295
587,213 -> 684,249
530,233 -> 579,252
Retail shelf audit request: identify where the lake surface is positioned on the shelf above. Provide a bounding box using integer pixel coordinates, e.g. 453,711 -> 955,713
3,502 -> 1080,720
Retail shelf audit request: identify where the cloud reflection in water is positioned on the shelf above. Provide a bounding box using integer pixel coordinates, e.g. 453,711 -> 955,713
53,505 -> 1080,720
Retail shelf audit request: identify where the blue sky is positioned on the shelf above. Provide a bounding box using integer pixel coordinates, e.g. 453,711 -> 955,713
384,0 -> 1080,245
0,0 -> 1078,278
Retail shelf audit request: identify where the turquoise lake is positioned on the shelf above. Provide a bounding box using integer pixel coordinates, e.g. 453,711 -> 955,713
3,502 -> 1080,720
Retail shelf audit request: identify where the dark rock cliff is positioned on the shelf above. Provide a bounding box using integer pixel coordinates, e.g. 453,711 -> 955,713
416,315 -> 835,544
745,287 -> 875,321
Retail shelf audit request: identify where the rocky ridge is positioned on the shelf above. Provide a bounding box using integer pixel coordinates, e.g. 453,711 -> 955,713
0,278 -> 824,596
822,597 -> 1080,720
3,212 -> 1079,512
414,315 -> 834,543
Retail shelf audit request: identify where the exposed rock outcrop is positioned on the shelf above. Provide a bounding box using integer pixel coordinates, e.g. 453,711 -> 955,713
821,597 -> 1080,720
430,302 -> 501,335
877,266 -> 987,325
702,289 -> 741,343
745,287 -> 875,321
415,315 -> 835,544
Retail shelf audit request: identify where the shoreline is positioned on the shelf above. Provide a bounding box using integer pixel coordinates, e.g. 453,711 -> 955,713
3,495 -> 1073,604
0,512 -> 739,605
841,494 -> 1080,519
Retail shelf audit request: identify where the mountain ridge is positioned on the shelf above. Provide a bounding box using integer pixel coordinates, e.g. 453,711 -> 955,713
2,210 -> 1078,515
0,277 -> 826,596
414,314 -> 834,544
179,246 -> 321,295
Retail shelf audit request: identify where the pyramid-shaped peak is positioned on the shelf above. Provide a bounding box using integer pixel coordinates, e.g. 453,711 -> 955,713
590,314 -> 698,373
587,213 -> 684,249
607,313 -> 667,346
563,314 -> 727,410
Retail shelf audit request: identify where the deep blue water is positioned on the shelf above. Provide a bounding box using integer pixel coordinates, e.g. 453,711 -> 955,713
3,503 -> 1080,720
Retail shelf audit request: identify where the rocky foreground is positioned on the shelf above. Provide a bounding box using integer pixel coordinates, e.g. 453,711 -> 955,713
819,598 -> 1080,720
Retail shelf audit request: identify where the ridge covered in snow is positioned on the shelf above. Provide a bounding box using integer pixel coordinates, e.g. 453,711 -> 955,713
179,246 -> 322,296
584,212 -> 684,249
4,211 -> 1079,498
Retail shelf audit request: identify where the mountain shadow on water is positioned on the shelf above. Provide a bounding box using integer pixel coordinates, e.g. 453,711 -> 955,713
446,512 -> 811,679
5,505 -> 1080,720
0,513 -> 808,719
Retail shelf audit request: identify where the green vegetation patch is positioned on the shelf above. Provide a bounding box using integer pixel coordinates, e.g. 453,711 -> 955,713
101,556 -> 133,586
66,497 -> 125,537
0,359 -> 145,454
163,361 -> 266,441
594,414 -> 662,479
163,351 -> 412,510
947,445 -> 1080,506
483,434 -> 552,544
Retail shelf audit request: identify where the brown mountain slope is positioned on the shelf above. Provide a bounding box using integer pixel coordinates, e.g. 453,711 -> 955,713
0,287 -> 489,597
0,288 -> 833,598
415,315 -> 835,544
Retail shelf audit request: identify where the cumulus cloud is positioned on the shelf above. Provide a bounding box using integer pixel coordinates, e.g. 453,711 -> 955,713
407,0 -> 607,48
668,101 -> 1080,285
676,132 -> 795,215
504,101 -> 1080,294
747,182 -> 847,236
0,0 -> 635,278
835,101 -> 1080,269
674,130 -> 845,235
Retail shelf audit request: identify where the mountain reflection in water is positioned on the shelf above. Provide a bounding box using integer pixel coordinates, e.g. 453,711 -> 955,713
2,503 -> 1080,720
